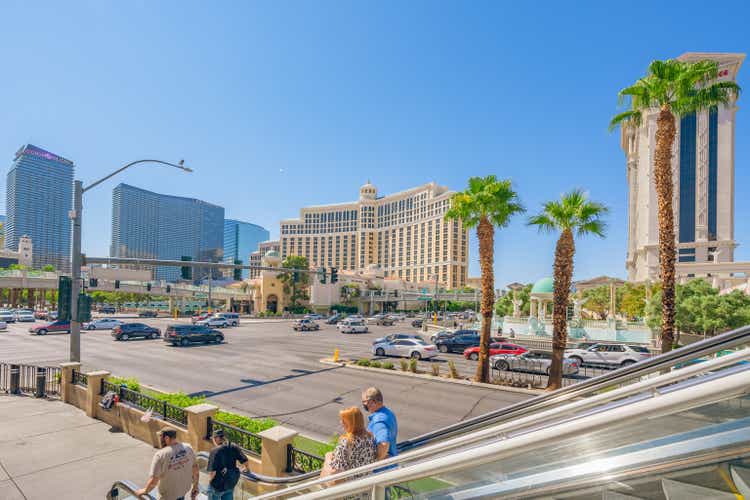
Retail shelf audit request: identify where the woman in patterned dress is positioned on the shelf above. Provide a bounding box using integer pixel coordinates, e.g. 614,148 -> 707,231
320,406 -> 377,483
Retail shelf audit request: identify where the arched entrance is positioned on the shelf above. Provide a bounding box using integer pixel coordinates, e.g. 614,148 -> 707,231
266,295 -> 278,314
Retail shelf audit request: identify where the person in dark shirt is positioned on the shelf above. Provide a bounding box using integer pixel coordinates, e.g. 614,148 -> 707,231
207,429 -> 249,500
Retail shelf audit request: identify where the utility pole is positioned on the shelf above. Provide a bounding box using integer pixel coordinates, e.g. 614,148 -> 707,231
69,181 -> 83,362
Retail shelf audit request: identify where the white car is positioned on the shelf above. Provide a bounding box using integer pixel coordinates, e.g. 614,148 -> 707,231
372,338 -> 438,360
565,343 -> 652,367
0,321 -> 6,331
196,316 -> 230,328
491,351 -> 580,375
338,320 -> 368,334
85,318 -> 124,330
14,311 -> 36,322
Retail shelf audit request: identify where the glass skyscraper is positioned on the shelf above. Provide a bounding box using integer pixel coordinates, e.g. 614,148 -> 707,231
111,183 -> 224,281
223,219 -> 270,279
6,144 -> 74,271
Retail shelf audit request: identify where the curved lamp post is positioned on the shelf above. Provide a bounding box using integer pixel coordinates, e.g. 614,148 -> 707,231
69,159 -> 192,362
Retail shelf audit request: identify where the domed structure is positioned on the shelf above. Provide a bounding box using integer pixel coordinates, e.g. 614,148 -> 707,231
359,180 -> 377,200
531,277 -> 554,295
262,250 -> 281,267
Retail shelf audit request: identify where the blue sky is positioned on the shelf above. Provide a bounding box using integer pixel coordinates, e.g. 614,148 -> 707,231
1,0 -> 748,285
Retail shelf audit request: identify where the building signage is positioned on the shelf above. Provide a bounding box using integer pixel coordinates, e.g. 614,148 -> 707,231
15,145 -> 74,166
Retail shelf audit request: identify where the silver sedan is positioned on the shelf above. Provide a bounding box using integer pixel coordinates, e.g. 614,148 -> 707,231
372,339 -> 439,360
490,350 -> 580,375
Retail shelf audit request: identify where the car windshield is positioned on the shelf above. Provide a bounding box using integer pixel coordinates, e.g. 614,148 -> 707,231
628,345 -> 651,353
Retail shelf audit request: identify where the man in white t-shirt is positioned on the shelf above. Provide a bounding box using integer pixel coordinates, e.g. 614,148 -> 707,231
137,427 -> 199,500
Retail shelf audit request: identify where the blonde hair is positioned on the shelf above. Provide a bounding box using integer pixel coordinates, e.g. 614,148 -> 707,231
340,407 -> 369,441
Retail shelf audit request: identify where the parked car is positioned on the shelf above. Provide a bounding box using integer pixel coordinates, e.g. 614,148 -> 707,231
85,318 -> 124,330
338,320 -> 368,334
14,310 -> 36,322
0,310 -> 16,323
429,331 -> 453,343
411,318 -> 424,328
196,316 -> 230,328
326,313 -> 343,324
463,342 -> 527,361
191,313 -> 211,324
99,306 -> 116,314
567,341 -> 600,351
491,350 -> 580,375
0,321 -> 7,331
372,338 -> 438,360
34,310 -> 49,320
164,324 -> 224,346
293,319 -> 320,331
367,315 -> 395,326
111,323 -> 161,341
138,310 -> 158,318
48,311 -> 59,320
565,343 -> 652,367
435,331 -> 480,353
373,333 -> 424,345
304,313 -> 324,321
215,312 -> 240,327
30,320 -> 71,335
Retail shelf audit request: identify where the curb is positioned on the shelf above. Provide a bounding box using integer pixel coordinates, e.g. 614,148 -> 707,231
319,359 -> 543,395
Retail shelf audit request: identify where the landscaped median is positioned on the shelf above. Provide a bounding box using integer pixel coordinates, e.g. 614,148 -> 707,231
59,362 -> 333,494
321,357 -> 543,395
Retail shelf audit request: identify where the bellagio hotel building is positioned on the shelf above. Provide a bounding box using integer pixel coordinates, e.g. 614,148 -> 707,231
280,182 -> 468,289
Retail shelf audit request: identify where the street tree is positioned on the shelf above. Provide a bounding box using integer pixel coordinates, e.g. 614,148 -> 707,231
278,255 -> 311,311
528,189 -> 607,390
610,59 -> 740,353
446,175 -> 524,383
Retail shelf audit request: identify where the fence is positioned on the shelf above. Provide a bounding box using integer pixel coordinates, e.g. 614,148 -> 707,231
100,381 -> 187,427
72,370 -> 88,387
206,417 -> 262,457
490,358 -> 606,389
0,363 -> 60,396
286,445 -> 324,474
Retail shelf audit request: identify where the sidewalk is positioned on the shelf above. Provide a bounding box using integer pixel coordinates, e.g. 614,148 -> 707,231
0,395 -> 156,500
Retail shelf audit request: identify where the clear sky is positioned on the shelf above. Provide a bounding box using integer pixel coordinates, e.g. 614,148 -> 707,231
1,0 -> 748,285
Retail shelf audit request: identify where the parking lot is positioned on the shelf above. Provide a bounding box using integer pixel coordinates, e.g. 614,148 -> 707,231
0,315 -> 533,442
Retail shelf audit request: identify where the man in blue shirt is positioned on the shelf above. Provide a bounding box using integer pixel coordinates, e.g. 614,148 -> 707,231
362,387 -> 398,459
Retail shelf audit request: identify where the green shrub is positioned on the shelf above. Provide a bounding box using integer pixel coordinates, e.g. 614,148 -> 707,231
151,391 -> 205,408
356,359 -> 371,367
109,376 -> 141,392
400,359 -> 409,371
448,360 -> 459,378
383,362 -> 395,370
214,411 -> 278,435
409,358 -> 418,373
370,361 -> 382,368
431,364 -> 440,377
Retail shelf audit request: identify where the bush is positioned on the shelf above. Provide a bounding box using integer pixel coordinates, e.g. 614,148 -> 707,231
409,358 -> 418,373
109,376 -> 141,392
447,360 -> 459,378
356,359 -> 371,367
382,362 -> 395,370
431,364 -> 440,377
370,361 -> 382,368
151,391 -> 205,408
214,411 -> 278,434
400,359 -> 409,371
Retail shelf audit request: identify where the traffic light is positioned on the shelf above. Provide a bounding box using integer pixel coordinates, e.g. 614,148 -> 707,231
233,259 -> 242,281
89,278 -> 98,288
114,280 -> 120,289
77,294 -> 92,323
146,283 -> 152,292
330,267 -> 338,284
318,267 -> 326,284
293,271 -> 300,283
58,276 -> 72,321
181,256 -> 193,280
166,285 -> 171,293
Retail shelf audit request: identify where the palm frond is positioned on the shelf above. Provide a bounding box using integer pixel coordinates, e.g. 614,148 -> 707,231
609,110 -> 642,132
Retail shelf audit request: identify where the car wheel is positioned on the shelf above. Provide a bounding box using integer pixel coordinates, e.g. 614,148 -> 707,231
495,360 -> 509,371
570,356 -> 583,366
180,338 -> 189,347
37,329 -> 47,336
375,348 -> 385,356
87,324 -> 96,330
232,321 -> 238,327
215,336 -> 223,343
439,345 -> 449,353
150,332 -> 159,339
411,351 -> 421,360
121,333 -> 129,341
621,359 -> 636,366
469,352 -> 479,361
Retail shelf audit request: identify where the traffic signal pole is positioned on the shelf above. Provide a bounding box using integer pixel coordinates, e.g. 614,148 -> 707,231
69,180 -> 83,362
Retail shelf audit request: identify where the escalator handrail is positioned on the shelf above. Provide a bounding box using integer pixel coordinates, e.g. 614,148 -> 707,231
196,451 -> 320,484
106,480 -> 156,500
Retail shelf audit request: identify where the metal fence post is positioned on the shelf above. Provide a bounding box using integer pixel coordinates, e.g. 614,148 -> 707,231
9,364 -> 20,395
35,366 -> 46,398
286,444 -> 294,473
162,400 -> 167,419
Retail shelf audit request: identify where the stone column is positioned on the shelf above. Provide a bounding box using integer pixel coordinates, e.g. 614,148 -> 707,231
184,403 -> 218,452
59,362 -> 82,404
84,370 -> 110,417
258,426 -> 298,477
607,282 -> 616,320
529,298 -> 537,318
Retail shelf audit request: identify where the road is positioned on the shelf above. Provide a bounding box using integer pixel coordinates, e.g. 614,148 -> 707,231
0,317 -> 532,442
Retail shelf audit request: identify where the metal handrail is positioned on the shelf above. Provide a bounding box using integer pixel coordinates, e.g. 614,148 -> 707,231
251,348 -> 750,496
196,451 -> 320,484
294,366 -> 750,499
241,324 -> 750,486
106,480 -> 156,500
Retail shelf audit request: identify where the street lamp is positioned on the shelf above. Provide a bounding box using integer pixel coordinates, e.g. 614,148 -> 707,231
69,159 -> 192,362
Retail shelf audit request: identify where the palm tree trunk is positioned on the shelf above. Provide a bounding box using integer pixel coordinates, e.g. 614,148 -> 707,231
654,106 -> 677,353
547,228 -> 575,391
476,216 -> 495,383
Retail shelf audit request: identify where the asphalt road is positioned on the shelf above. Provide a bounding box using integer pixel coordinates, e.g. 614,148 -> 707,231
0,317 -> 532,442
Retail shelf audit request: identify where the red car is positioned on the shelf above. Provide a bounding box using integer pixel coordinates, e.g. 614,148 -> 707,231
29,320 -> 71,335
463,342 -> 527,360
191,313 -> 211,324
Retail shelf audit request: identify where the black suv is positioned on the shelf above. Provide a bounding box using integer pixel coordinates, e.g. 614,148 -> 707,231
138,310 -> 158,318
112,323 -> 161,341
435,330 -> 480,353
164,324 -> 224,346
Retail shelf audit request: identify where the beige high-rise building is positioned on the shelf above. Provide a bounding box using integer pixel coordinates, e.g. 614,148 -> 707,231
280,182 -> 468,288
622,52 -> 745,282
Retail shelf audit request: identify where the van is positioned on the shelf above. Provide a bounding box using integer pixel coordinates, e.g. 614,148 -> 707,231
216,312 -> 240,327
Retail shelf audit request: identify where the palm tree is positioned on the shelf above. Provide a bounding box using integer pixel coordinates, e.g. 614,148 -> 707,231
528,189 -> 607,390
445,176 -> 524,383
609,59 -> 740,353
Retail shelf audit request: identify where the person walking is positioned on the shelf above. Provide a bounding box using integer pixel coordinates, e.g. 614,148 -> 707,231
361,387 -> 398,460
206,429 -> 249,500
320,407 -> 376,481
137,427 -> 199,500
